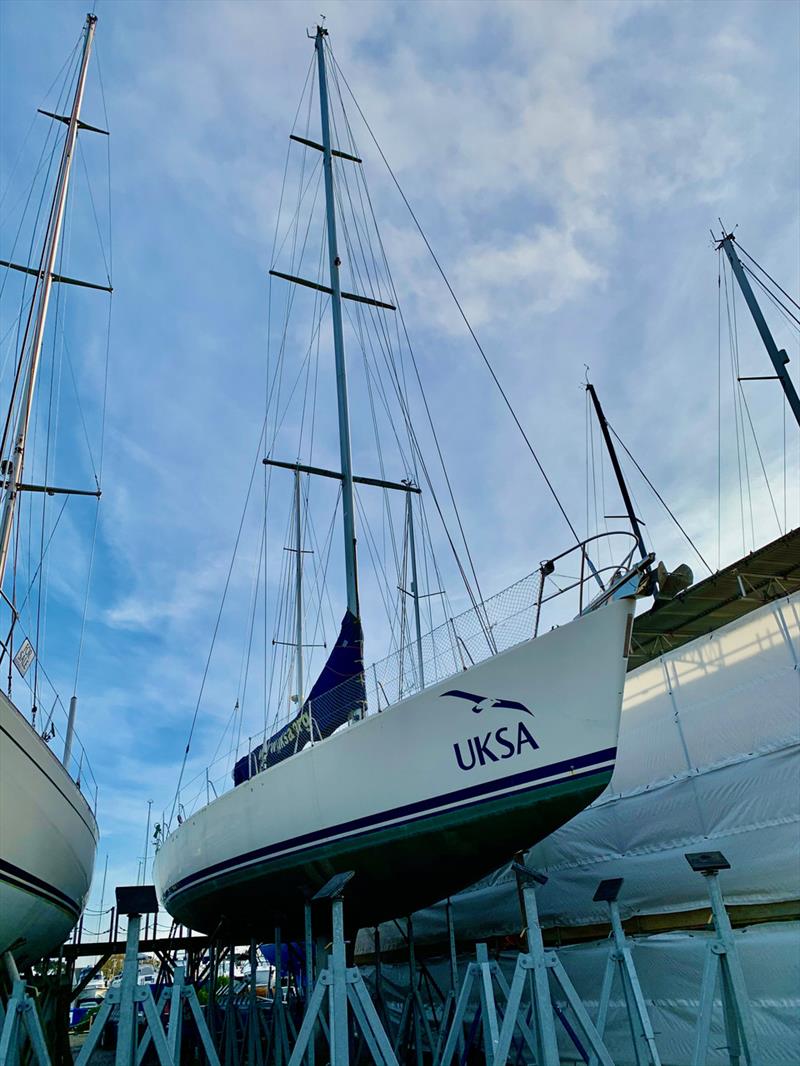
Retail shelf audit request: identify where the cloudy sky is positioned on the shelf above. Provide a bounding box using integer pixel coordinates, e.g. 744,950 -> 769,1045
1,0 -> 798,935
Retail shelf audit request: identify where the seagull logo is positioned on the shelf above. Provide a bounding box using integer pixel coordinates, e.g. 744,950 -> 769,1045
441,690 -> 533,716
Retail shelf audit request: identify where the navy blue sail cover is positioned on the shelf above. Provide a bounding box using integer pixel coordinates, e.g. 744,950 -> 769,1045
233,610 -> 365,786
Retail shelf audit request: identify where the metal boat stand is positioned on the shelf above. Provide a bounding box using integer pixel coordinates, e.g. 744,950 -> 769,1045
435,939 -> 538,1066
303,898 -> 333,1066
242,939 -> 266,1066
74,886 -> 220,1066
438,863 -> 617,1065
0,950 -> 52,1066
432,900 -> 463,1065
75,887 -> 171,1066
391,916 -> 437,1065
685,852 -> 760,1066
221,942 -> 241,1066
496,863 -> 616,1066
370,926 -> 391,1035
133,965 -> 221,1066
265,926 -> 297,1066
589,878 -> 662,1066
287,872 -> 399,1066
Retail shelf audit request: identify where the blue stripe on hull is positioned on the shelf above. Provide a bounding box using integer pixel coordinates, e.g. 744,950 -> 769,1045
165,746 -> 616,903
0,858 -> 82,921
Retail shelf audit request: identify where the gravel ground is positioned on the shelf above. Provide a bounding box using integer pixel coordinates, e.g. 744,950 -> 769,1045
69,1031 -> 114,1064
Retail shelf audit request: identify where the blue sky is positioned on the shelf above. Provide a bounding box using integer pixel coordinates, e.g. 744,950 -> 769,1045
1,0 -> 798,935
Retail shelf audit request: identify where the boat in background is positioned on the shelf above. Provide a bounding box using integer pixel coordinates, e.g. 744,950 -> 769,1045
154,25 -> 653,938
0,14 -> 105,964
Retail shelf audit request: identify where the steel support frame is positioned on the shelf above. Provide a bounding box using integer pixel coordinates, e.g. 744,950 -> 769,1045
0,952 -> 52,1066
74,916 -> 220,1066
691,871 -> 760,1066
287,886 -> 398,1066
589,899 -> 662,1066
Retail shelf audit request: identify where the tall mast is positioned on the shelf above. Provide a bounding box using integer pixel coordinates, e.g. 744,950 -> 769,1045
406,489 -> 425,688
717,233 -> 800,430
293,469 -> 305,709
0,14 -> 98,588
314,25 -> 359,617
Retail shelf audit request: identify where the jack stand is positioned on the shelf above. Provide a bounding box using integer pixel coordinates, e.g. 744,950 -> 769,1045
287,872 -> 399,1066
244,939 -> 265,1066
75,887 -> 171,1066
266,926 -> 296,1066
371,926 -> 391,1034
166,965 -> 221,1066
221,943 -> 239,1066
436,941 -> 539,1066
433,898 -> 464,1064
686,853 -> 760,1066
134,965 -> 222,1066
493,863 -> 616,1066
75,886 -> 221,1066
0,950 -> 52,1066
589,878 -> 662,1066
392,916 -> 437,1065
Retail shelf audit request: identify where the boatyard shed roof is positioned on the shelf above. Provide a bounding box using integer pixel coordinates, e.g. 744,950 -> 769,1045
629,526 -> 800,671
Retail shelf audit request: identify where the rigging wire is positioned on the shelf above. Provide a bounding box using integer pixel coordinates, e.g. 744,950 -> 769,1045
745,266 -> 800,331
607,424 -> 713,576
326,52 -> 494,638
328,45 -> 581,547
734,240 -> 800,314
0,32 -> 82,216
168,416 -> 269,830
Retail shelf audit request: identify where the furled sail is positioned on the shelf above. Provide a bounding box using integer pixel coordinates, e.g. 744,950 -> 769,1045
233,611 -> 365,785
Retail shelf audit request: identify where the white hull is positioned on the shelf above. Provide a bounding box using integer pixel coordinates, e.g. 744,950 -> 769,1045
0,691 -> 98,964
155,597 -> 633,935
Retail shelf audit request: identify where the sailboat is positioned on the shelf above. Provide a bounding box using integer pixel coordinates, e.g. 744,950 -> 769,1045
153,26 -> 652,938
0,15 -> 105,964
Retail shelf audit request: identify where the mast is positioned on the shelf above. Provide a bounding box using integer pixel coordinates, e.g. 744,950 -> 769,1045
0,14 -> 98,589
293,469 -> 305,709
314,25 -> 360,617
717,233 -> 800,430
406,489 -> 425,688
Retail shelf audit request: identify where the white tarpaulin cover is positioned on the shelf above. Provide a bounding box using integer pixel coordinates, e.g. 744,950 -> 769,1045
368,921 -> 799,1066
